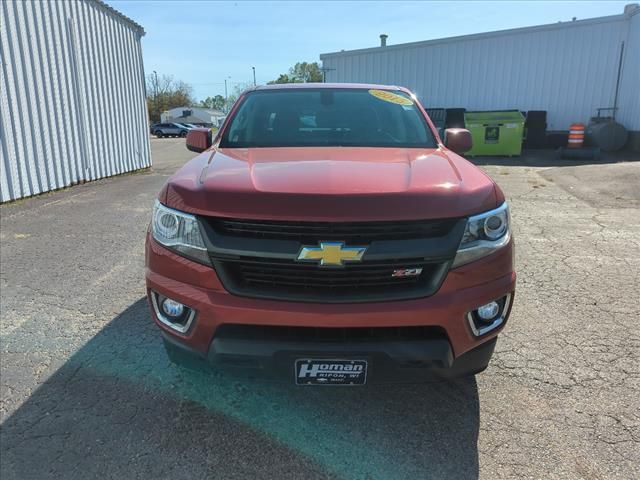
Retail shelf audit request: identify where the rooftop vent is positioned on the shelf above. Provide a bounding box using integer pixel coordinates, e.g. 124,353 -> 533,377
380,34 -> 388,47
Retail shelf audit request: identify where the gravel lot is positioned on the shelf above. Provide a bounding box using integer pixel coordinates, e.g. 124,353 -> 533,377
1,138 -> 639,479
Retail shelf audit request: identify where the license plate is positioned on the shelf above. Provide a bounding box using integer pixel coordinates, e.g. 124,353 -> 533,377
295,359 -> 368,386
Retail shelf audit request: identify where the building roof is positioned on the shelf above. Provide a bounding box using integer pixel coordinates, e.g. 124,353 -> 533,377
96,0 -> 145,36
321,8 -> 636,59
165,106 -> 225,116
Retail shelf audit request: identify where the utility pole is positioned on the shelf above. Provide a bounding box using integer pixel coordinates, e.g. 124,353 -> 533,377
224,76 -> 231,113
153,70 -> 159,122
252,66 -> 256,86
224,78 -> 228,112
320,67 -> 335,83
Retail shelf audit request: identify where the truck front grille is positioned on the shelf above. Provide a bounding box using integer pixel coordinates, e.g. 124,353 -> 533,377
200,216 -> 464,303
214,324 -> 448,343
211,256 -> 450,303
209,217 -> 458,242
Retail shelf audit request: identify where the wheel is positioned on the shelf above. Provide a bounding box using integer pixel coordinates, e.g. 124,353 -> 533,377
180,131 -> 187,138
154,131 -> 163,138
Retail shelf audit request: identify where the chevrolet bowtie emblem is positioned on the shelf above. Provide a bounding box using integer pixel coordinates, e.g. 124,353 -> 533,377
297,241 -> 367,267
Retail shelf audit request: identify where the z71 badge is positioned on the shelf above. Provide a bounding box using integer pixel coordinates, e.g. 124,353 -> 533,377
392,267 -> 423,278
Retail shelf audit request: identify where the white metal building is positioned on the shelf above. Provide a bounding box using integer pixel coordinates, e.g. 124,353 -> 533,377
0,0 -> 150,203
161,107 -> 226,127
320,4 -> 640,144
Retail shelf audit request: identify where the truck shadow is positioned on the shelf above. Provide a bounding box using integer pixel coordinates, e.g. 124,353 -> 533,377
1,298 -> 480,480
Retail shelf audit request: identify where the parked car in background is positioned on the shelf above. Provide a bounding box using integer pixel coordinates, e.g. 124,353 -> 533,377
150,123 -> 190,138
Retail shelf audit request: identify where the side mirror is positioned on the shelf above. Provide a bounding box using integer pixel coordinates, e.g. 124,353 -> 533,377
444,128 -> 472,154
186,128 -> 212,153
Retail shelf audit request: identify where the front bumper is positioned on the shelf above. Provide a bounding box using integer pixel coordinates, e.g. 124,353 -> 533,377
162,329 -> 498,382
146,234 -> 515,380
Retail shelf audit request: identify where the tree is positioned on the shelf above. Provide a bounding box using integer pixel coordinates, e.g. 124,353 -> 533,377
289,62 -> 323,83
199,95 -> 226,111
146,74 -> 195,123
268,73 -> 294,85
225,82 -> 254,111
268,62 -> 323,84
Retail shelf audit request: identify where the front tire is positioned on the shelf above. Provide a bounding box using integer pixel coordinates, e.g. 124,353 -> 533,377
180,131 -> 187,138
154,131 -> 163,138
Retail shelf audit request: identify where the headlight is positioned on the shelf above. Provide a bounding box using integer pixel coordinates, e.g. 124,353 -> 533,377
151,200 -> 211,266
452,202 -> 510,268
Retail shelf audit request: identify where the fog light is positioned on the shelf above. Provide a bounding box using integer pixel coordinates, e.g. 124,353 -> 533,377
477,301 -> 500,322
162,298 -> 185,318
151,292 -> 196,334
467,294 -> 512,337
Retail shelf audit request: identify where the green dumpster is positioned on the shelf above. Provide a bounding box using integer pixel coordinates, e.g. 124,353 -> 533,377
464,110 -> 525,156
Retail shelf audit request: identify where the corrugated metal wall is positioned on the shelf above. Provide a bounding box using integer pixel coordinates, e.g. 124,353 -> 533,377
616,11 -> 640,130
0,0 -> 151,203
321,13 -> 639,132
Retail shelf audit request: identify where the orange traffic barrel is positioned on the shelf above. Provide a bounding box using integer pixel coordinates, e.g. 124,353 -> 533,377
568,123 -> 585,148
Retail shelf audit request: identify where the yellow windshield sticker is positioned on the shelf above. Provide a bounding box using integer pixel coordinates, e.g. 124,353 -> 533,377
368,89 -> 414,106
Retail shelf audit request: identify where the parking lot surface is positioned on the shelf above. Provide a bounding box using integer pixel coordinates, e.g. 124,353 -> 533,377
1,138 -> 639,479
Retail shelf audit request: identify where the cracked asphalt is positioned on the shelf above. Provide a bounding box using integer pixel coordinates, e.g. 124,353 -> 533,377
1,138 -> 639,479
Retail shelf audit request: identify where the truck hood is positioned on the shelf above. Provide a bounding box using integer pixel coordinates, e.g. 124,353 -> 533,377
163,147 -> 499,221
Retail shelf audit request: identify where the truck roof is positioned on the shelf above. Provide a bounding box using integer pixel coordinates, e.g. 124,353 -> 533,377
253,82 -> 407,92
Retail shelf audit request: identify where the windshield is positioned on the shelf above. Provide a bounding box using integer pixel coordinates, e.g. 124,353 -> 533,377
220,88 -> 437,148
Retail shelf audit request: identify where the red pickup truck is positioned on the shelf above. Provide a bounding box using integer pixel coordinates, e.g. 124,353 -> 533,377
145,83 -> 515,385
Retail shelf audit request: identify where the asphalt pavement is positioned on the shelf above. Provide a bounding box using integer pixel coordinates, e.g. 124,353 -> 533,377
1,138 -> 638,479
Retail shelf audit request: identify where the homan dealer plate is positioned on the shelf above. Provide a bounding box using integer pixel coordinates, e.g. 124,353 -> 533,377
295,359 -> 368,386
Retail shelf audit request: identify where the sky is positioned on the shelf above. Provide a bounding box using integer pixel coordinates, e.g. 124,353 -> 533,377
111,1 -> 629,101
